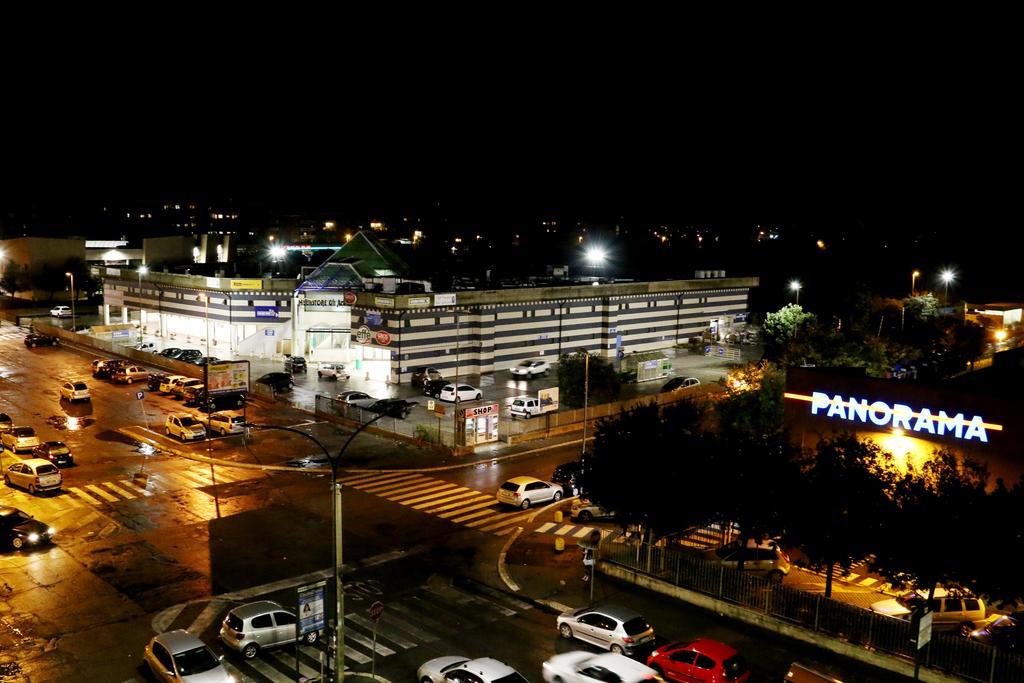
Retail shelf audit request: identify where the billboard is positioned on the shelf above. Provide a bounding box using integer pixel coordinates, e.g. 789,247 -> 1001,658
206,361 -> 250,394
539,387 -> 559,413
230,279 -> 264,290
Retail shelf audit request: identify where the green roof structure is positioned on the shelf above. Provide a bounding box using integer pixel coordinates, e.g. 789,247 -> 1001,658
298,231 -> 410,292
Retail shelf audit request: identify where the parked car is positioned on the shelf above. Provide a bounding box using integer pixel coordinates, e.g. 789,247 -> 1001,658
701,540 -> 791,583
191,390 -> 246,413
256,372 -> 294,392
418,656 -> 527,683
318,363 -> 350,380
49,305 -> 72,318
4,458 -> 62,494
206,411 -> 245,436
969,612 -> 1024,651
113,365 -> 150,384
165,414 -> 206,441
24,333 -> 58,348
510,359 -> 550,378
148,372 -> 170,391
1,506 -> 55,550
33,441 -> 74,467
411,367 -> 443,388
647,640 -> 750,683
0,413 -> 12,433
173,378 -> 205,399
182,384 -> 207,406
439,384 -> 483,402
2,426 -> 40,453
497,476 -> 563,509
144,629 -> 233,683
362,398 -> 416,418
94,359 -> 128,379
510,396 -> 543,418
336,391 -> 374,404
552,461 -> 587,496
159,375 -> 189,394
870,589 -> 988,636
571,500 -> 614,523
159,347 -> 184,359
177,349 -> 203,363
59,380 -> 90,402
190,356 -> 221,366
134,341 -> 156,351
543,652 -> 660,683
283,355 -> 307,373
219,600 -> 318,659
423,378 -> 449,399
662,377 -> 700,392
557,605 -> 655,655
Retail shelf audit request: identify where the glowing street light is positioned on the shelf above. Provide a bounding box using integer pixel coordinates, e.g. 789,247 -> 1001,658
911,270 -> 920,296
789,280 -> 802,305
940,269 -> 956,304
64,271 -> 76,332
585,247 -> 607,280
995,329 -> 1008,343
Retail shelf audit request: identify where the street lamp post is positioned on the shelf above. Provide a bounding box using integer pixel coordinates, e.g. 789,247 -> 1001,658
64,272 -> 76,332
911,270 -> 920,296
138,265 -> 149,331
789,280 -> 802,305
585,247 -> 606,281
940,269 -> 955,305
246,406 -> 408,683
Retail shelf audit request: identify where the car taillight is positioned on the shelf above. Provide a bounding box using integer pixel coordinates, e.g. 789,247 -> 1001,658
622,636 -> 635,644
513,492 -> 520,498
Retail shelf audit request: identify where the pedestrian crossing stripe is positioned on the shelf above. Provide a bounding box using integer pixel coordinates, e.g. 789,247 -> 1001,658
437,499 -> 496,519
86,484 -> 120,503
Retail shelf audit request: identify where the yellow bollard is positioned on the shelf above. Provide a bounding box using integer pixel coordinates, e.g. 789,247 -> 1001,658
555,536 -> 565,552
554,510 -> 563,523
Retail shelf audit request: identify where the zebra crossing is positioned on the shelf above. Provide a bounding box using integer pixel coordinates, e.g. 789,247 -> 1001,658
798,555 -> 886,588
336,470 -> 551,536
160,578 -> 533,683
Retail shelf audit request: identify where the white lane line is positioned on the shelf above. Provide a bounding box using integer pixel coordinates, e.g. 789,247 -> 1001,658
476,511 -> 536,532
412,489 -> 478,510
392,484 -> 459,504
357,474 -> 427,493
553,525 -> 574,536
271,649 -> 321,680
153,603 -> 187,633
187,599 -> 227,635
347,472 -> 417,488
84,484 -> 121,503
345,628 -> 395,656
346,613 -> 417,648
342,644 -> 372,664
498,527 -> 523,592
442,501 -> 500,520
859,577 -> 878,586
337,472 -> 394,485
119,480 -> 154,496
535,522 -> 556,533
424,493 -> 493,513
177,470 -> 215,487
453,508 -> 502,524
372,479 -> 440,497
103,482 -> 136,500
67,486 -> 103,506
246,655 -> 297,678
373,607 -> 439,643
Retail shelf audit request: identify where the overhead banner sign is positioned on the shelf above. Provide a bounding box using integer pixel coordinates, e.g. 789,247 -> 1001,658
254,306 -> 279,318
297,581 -> 327,636
434,293 -> 457,306
230,279 -> 264,290
408,296 -> 431,307
785,391 -> 1002,443
301,297 -> 348,312
374,296 -> 395,308
207,361 -> 250,394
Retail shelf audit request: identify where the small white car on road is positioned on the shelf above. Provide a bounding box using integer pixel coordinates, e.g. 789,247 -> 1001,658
59,380 -> 90,402
4,458 -> 62,494
206,411 -> 245,436
49,305 -> 72,318
571,500 -> 615,523
439,384 -> 483,402
317,363 -> 350,380
497,476 -> 563,509
1,426 -> 40,453
159,375 -> 188,394
144,629 -> 233,683
510,359 -> 550,378
543,651 -> 661,683
510,396 -> 543,418
418,656 -> 528,683
165,414 -> 206,441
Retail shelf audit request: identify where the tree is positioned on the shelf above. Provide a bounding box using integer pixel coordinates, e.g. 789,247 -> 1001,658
763,304 -> 816,348
943,321 -> 987,372
557,351 -> 620,409
789,435 -> 896,598
975,477 -> 1024,606
903,293 -> 940,321
0,261 -> 26,298
717,362 -> 786,439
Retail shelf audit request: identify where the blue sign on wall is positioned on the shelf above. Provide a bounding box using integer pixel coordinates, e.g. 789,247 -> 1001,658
367,312 -> 382,326
297,581 -> 326,636
255,306 -> 279,318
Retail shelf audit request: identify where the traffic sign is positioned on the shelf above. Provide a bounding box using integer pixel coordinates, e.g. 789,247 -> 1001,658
427,400 -> 435,411
369,600 -> 384,623
135,391 -> 145,400
917,610 -> 933,649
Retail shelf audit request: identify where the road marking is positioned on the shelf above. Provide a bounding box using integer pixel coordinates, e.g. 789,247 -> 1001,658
346,613 -> 417,648
153,603 -> 187,634
452,507 -> 501,524
187,599 -> 227,635
859,577 -> 878,586
554,525 -> 574,536
357,474 -> 426,493
371,606 -> 438,643
476,510 -> 535,532
271,648 -> 321,680
535,522 -> 556,533
498,527 -> 523,592
344,628 -> 395,656
424,493 -> 493,513
176,470 -> 215,487
371,478 -> 440,497
85,484 -> 120,503
443,501 -> 499,520
119,480 -> 154,496
245,655 -> 294,678
103,482 -> 136,500
343,645 -> 372,665
67,486 -> 103,506
337,472 -> 393,486
391,484 -> 459,504
412,489 -> 480,510
572,526 -> 595,538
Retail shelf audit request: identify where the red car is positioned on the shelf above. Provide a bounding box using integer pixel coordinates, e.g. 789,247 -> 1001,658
647,639 -> 750,682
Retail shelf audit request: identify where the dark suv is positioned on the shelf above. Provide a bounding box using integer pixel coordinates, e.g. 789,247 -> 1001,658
94,359 -> 128,379
177,349 -> 203,363
552,461 -> 587,496
283,356 -> 307,373
148,372 -> 170,392
422,378 -> 448,398
411,367 -> 443,388
24,333 -> 58,348
257,372 -> 294,392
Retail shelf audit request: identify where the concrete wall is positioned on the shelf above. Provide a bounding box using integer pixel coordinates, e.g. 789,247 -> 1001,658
143,236 -> 195,268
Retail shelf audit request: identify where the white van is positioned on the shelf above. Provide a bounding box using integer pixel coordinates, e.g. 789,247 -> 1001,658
510,396 -> 543,418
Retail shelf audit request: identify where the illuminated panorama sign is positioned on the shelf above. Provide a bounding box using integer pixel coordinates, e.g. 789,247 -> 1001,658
784,392 -> 1003,443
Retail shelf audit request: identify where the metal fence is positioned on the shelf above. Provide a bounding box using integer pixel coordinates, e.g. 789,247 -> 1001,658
315,395 -> 456,447
600,542 -> 1024,683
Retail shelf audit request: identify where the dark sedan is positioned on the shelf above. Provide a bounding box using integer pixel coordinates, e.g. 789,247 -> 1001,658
147,372 -> 170,391
24,333 -> 58,348
256,372 -> 294,392
1,506 -> 54,550
364,398 -> 416,418
33,441 -> 74,467
970,612 -> 1024,651
191,356 -> 221,366
422,378 -> 448,398
177,350 -> 204,363
552,460 -> 588,496
94,359 -> 128,379
158,348 -> 184,359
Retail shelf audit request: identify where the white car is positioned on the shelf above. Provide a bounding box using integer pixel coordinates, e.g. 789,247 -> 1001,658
418,656 -> 528,683
160,375 -> 188,394
59,380 -> 90,402
49,305 -> 72,318
439,384 -> 483,402
318,363 -> 350,380
336,391 -> 374,404
497,476 -> 563,509
571,500 -> 615,523
4,458 -> 63,494
543,652 -> 661,683
2,426 -> 41,453
207,411 -> 245,436
144,629 -> 233,683
510,359 -> 550,378
510,396 -> 543,418
173,378 -> 204,399
165,414 -> 206,441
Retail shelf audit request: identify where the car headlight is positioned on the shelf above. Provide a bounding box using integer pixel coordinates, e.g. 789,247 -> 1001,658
46,527 -> 56,535
27,533 -> 39,543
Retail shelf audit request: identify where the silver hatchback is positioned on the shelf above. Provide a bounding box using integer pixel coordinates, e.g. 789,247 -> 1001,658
219,600 -> 318,659
557,605 -> 655,655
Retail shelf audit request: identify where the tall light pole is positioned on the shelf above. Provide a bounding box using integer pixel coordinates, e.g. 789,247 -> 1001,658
940,269 -> 955,305
64,272 -> 76,332
911,270 -> 920,296
789,280 -> 802,305
138,265 -> 148,327
200,293 -> 211,357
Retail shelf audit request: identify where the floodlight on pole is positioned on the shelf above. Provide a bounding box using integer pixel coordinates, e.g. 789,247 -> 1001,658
911,270 -> 920,296
789,280 -> 802,305
585,247 -> 607,280
940,269 -> 956,305
65,272 -> 77,332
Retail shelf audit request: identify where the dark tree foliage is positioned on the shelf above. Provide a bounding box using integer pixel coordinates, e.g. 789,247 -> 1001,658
717,362 -> 786,439
976,477 -> 1024,606
558,351 -> 621,409
873,450 -> 989,598
790,434 -> 896,598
